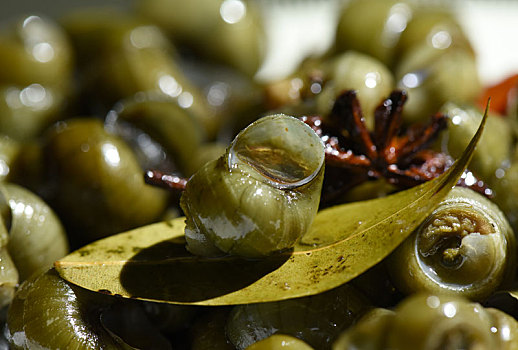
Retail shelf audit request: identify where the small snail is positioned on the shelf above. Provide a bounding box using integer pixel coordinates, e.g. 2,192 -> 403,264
438,102 -> 512,184
315,51 -> 394,130
247,334 -> 314,350
388,186 -> 516,301
180,114 -> 325,258
333,293 -> 518,350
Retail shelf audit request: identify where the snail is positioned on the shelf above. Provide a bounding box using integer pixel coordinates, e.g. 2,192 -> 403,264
438,102 -> 512,184
226,284 -> 370,349
6,269 -> 173,349
333,293 -> 518,350
0,182 -> 69,308
334,0 -> 414,66
0,14 -> 72,140
492,152 -> 518,233
42,118 -> 168,243
314,51 -> 395,130
105,94 -> 205,177
0,15 -> 73,90
136,0 -> 265,76
394,5 -> 480,124
0,183 -> 69,281
387,186 -> 516,301
246,334 -> 314,350
180,114 -> 325,258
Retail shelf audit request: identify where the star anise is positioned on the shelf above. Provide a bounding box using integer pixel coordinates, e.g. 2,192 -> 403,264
301,89 -> 490,204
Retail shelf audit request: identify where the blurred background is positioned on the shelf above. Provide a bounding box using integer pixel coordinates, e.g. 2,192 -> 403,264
1,0 -> 517,84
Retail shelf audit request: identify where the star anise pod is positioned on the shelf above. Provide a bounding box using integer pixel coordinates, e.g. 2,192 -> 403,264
301,90 -> 490,204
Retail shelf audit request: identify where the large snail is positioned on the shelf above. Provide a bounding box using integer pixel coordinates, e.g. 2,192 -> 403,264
180,114 -> 325,258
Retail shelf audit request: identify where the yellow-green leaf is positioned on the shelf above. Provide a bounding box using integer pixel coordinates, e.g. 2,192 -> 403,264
55,106 -> 488,306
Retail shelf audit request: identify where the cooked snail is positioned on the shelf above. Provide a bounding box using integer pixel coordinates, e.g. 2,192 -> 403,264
62,12 -> 219,138
438,102 -> 512,183
0,15 -> 73,90
0,220 -> 17,310
247,334 -> 314,350
334,0 -> 414,66
395,7 -> 480,124
180,114 -> 325,258
226,284 -> 370,349
42,118 -> 168,242
105,95 -> 205,176
388,186 -> 516,301
333,293 -> 518,350
0,183 -> 68,281
315,51 -> 394,129
6,269 -> 173,349
137,0 -> 265,76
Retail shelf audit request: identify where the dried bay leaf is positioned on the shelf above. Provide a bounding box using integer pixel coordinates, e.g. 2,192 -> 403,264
55,107 -> 488,305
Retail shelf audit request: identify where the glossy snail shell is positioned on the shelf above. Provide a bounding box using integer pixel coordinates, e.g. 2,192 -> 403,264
388,186 -> 516,301
180,114 -> 325,258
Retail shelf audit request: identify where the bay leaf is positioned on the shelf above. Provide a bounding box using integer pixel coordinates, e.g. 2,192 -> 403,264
55,106 -> 488,306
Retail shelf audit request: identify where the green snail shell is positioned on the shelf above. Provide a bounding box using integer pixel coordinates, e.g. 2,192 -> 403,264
0,221 -> 18,309
226,284 -> 370,349
0,15 -> 73,90
334,0 -> 414,66
180,114 -> 325,258
7,269 -> 174,349
388,186 -> 516,301
0,84 -> 66,141
332,308 -> 395,350
0,183 -> 69,281
438,102 -> 512,183
246,334 -> 314,350
396,47 -> 481,124
492,160 -> 518,233
105,95 -> 205,177
6,269 -> 127,349
42,118 -> 168,242
315,51 -> 394,130
136,0 -> 265,76
333,293 -> 518,350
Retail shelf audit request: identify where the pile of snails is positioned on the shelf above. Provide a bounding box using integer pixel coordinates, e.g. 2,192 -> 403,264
0,0 -> 518,349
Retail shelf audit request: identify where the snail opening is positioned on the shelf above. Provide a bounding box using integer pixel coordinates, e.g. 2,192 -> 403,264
416,207 -> 499,286
228,114 -> 325,189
